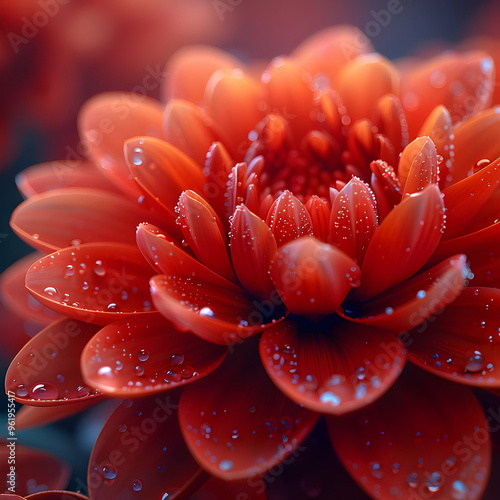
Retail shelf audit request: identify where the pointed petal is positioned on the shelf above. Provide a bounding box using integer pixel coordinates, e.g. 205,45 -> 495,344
163,99 -> 221,166
342,255 -> 467,332
150,274 -> 285,345
0,253 -> 61,325
25,244 -> 156,325
230,205 -> 278,298
10,188 -> 158,253
88,394 -> 203,500
262,58 -> 316,140
125,137 -> 205,217
176,191 -> 236,282
357,185 -> 444,300
305,195 -> 331,242
407,287 -> 500,388
292,26 -> 374,86
16,161 -> 121,198
0,444 -> 70,496
205,69 -> 265,155
327,367 -> 491,500
266,191 -> 313,247
417,105 -> 454,188
81,315 -> 227,397
179,342 -> 319,480
78,93 -> 164,197
374,94 -> 409,153
163,45 -> 241,104
369,160 -> 402,221
316,89 -> 349,142
442,157 -> 500,240
338,54 -> 399,124
269,237 -> 360,315
225,162 -> 248,222
5,318 -> 102,406
136,223 -> 236,289
398,137 -> 438,197
345,119 -> 378,175
330,177 -> 379,264
260,319 -> 406,415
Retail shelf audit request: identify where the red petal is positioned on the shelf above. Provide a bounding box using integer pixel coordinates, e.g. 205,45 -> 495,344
5,318 -> 102,406
179,342 -> 319,480
338,54 -> 399,124
305,196 -> 331,242
342,255 -> 467,332
205,69 -> 265,155
125,137 -> 205,217
0,253 -> 61,325
10,188 -> 152,253
163,99 -> 221,166
81,315 -> 227,397
374,94 -> 409,153
369,160 -> 402,221
417,106 -> 454,189
357,185 -> 444,300
262,58 -> 316,140
230,205 -> 278,298
316,89 -> 349,142
260,319 -> 406,415
0,443 -> 70,496
407,287 -> 500,387
150,274 -> 285,345
163,46 -> 240,104
269,237 -> 360,315
398,137 -> 438,197
442,157 -> 500,240
136,223 -> 236,288
26,243 -> 156,325
193,477 -> 267,500
78,93 -> 164,197
345,120 -> 378,175
330,177 -> 379,264
26,492 -> 88,499
266,191 -> 313,247
16,161 -> 121,198
292,26 -> 374,86
225,162 -> 248,221
89,394 -> 203,500
327,367 -> 491,500
176,191 -> 236,282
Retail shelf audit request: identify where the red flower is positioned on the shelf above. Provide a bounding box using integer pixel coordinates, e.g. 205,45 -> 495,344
3,26 -> 500,499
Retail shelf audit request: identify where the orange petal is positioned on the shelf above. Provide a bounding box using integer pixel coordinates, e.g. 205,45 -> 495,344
26,243 -> 156,325
369,160 -> 402,221
230,205 -> 278,298
78,92 -> 164,197
398,136 -> 438,197
330,177 -> 379,264
374,94 -> 409,153
269,237 -> 360,315
260,319 -> 406,415
10,188 -> 154,253
81,315 -> 227,397
205,69 -> 265,156
125,136 -> 205,217
345,119 -> 379,175
266,191 -> 313,247
150,274 -> 285,345
337,54 -> 399,124
342,255 -> 467,333
177,191 -> 236,282
316,89 -> 349,142
163,99 -> 221,166
357,186 -> 444,300
162,45 -> 241,104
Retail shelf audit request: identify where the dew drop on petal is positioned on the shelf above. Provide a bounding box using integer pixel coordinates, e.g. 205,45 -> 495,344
181,366 -> 194,379
199,307 -> 215,318
137,349 -> 149,362
132,480 -> 142,491
465,351 -> 485,372
426,472 -> 442,493
30,383 -> 59,400
170,352 -> 184,365
407,472 -> 419,488
43,286 -> 61,301
102,464 -> 117,480
219,459 -> 234,471
93,260 -> 106,277
134,365 -> 145,377
15,384 -> 28,397
76,385 -> 90,398
65,265 -> 75,277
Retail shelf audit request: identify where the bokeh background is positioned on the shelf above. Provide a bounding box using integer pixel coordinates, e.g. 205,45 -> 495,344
1,0 -> 499,496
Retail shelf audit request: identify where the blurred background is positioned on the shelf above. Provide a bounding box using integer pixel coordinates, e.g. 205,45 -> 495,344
1,0 -> 499,496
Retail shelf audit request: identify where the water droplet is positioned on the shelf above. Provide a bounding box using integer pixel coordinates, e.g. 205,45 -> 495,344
70,238 -> 82,246
93,260 -> 106,277
32,233 -> 40,240
170,353 -> 184,365
76,385 -> 90,398
30,383 -> 58,400
181,366 -> 194,379
43,286 -> 61,301
249,405 -> 256,413
115,360 -> 123,371
118,424 -> 127,432
465,351 -> 485,372
426,472 -> 442,493
107,303 -> 119,311
135,365 -> 145,377
219,459 -> 234,471
199,307 -> 215,318
138,349 -> 149,362
320,391 -> 341,406
385,307 -> 394,315
15,384 -> 28,397
102,464 -> 117,480
392,463 -> 400,474
164,368 -> 182,383
65,265 -> 75,277
369,462 -> 383,479
132,480 -> 142,491
416,290 -> 426,299
132,147 -> 144,166
407,472 -> 419,488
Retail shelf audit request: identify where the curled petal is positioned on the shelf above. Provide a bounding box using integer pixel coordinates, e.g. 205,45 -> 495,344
260,319 -> 406,415
266,191 -> 313,247
346,119 -> 378,176
328,367 -> 491,500
179,342 -> 319,480
125,136 -> 205,217
369,160 -> 402,221
269,237 -> 360,315
26,243 -> 156,325
357,185 -> 444,300
316,89 -> 349,142
230,205 -> 278,298
330,177 -> 379,265
374,94 -> 409,153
